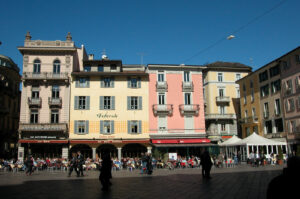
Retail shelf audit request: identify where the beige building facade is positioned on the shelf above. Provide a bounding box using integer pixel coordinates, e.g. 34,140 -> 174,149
203,62 -> 252,143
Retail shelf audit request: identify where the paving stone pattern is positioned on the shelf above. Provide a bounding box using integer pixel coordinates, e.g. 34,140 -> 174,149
0,165 -> 284,199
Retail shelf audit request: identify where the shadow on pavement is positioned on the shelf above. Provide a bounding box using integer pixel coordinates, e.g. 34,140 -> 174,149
0,170 -> 281,199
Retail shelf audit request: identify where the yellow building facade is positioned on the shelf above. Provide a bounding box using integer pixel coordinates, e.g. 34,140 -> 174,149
237,73 -> 263,138
203,62 -> 252,142
69,57 -> 150,160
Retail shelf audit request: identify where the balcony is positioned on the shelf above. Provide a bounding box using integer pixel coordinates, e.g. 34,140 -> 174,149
22,72 -> 69,83
182,81 -> 194,92
19,123 -> 68,133
265,132 -> 286,139
48,97 -> 62,107
28,97 -> 42,107
274,110 -> 281,117
156,81 -> 168,92
179,104 -> 200,116
205,114 -> 236,120
216,96 -> 230,103
242,116 -> 258,124
153,104 -> 173,116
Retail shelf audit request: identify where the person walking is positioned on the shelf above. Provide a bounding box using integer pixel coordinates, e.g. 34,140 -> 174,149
99,153 -> 112,191
146,153 -> 153,175
140,153 -> 147,174
76,151 -> 84,177
68,153 -> 78,177
25,155 -> 33,176
200,150 -> 213,179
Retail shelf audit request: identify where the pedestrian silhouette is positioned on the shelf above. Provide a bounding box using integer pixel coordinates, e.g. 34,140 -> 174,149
200,150 -> 212,179
99,152 -> 112,191
267,156 -> 300,198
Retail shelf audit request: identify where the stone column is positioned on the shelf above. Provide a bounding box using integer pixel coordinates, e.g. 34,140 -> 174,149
117,147 -> 122,161
92,148 -> 96,160
147,147 -> 152,154
62,147 -> 69,160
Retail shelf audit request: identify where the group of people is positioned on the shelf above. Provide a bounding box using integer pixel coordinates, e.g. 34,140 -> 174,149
68,151 -> 84,177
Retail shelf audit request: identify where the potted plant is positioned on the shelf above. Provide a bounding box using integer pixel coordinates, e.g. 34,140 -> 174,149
277,147 -> 283,165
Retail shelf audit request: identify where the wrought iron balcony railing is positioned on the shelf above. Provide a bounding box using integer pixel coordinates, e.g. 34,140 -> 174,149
153,104 -> 173,116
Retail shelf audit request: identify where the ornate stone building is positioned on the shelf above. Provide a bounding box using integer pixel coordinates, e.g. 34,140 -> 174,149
0,54 -> 21,158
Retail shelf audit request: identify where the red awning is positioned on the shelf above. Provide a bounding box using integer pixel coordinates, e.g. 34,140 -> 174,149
151,138 -> 210,144
18,140 -> 68,144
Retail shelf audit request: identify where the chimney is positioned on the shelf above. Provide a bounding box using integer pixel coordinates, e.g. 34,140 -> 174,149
88,54 -> 94,60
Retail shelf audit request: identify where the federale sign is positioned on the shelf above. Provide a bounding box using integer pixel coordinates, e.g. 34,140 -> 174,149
96,112 -> 118,119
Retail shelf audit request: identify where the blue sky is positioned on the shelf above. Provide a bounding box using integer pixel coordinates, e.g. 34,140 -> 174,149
0,0 -> 299,73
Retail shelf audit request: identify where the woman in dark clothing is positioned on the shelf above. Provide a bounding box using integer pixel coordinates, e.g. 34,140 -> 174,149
99,153 -> 112,191
25,155 -> 33,176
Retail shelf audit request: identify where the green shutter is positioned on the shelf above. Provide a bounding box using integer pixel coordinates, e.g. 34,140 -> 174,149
100,121 -> 104,134
86,77 -> 90,88
111,96 -> 115,110
74,96 -> 79,110
127,77 -> 131,88
100,78 -> 104,88
111,120 -> 114,134
85,121 -> 89,134
138,77 -> 141,88
127,96 -> 131,110
75,78 -> 79,88
138,120 -> 142,134
100,96 -> 104,110
127,121 -> 131,134
74,121 -> 78,133
86,96 -> 90,110
111,77 -> 114,88
138,96 -> 142,110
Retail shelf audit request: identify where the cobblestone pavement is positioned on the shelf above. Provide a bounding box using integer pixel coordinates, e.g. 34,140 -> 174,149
0,165 -> 284,199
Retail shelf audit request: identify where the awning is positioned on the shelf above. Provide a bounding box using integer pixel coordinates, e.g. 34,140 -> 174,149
19,140 -> 68,144
153,143 -> 216,147
151,138 -> 210,144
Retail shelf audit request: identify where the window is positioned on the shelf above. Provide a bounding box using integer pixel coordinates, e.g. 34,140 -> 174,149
130,96 -> 138,109
84,65 -> 91,72
75,120 -> 89,134
110,64 -> 117,70
53,60 -> 60,74
98,65 -> 104,72
33,59 -> 41,74
184,71 -> 190,82
252,108 -> 256,118
282,60 -> 291,71
128,77 -> 141,88
286,98 -> 295,112
271,80 -> 281,94
259,70 -> 268,82
158,93 -> 165,105
184,93 -> 191,105
76,77 -> 90,88
52,85 -> 59,98
100,120 -> 114,134
221,123 -> 226,132
264,103 -> 269,117
275,99 -> 281,115
290,121 -> 296,133
285,80 -> 293,95
158,73 -> 164,82
101,77 -> 114,88
104,96 -> 111,109
253,126 -> 258,134
246,127 -> 250,136
244,110 -> 248,118
218,73 -> 223,82
31,87 -> 39,98
244,93 -> 247,105
100,96 -> 115,110
127,96 -> 142,110
51,110 -> 59,123
30,109 -> 38,123
251,89 -> 254,102
250,80 -> 253,88
128,120 -> 142,134
236,73 -> 241,80
260,84 -> 269,97
74,96 -> 90,110
269,65 -> 280,78
295,54 -> 300,63
219,89 -> 224,97
243,83 -> 246,91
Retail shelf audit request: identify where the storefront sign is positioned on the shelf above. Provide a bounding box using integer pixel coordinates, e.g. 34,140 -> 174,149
97,112 -> 118,119
29,136 -> 57,139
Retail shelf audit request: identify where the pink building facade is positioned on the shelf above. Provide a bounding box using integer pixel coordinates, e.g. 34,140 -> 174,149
148,64 -> 208,156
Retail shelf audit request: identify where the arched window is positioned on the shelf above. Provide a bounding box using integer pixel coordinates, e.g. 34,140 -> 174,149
53,60 -> 60,74
33,59 -> 41,73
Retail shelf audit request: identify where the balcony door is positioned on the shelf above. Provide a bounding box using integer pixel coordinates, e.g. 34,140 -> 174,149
184,93 -> 191,105
158,93 -> 165,105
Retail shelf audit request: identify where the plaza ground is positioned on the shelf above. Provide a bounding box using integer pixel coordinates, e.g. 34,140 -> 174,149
0,164 -> 284,199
